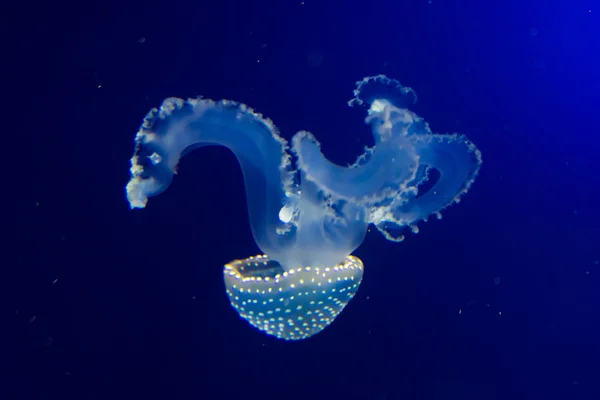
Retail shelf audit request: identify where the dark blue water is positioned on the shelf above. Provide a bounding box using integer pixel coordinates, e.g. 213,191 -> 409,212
9,0 -> 600,399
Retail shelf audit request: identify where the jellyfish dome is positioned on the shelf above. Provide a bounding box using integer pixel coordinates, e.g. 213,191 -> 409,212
125,75 -> 482,340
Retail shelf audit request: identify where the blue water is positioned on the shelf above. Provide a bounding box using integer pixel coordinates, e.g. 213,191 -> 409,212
9,0 -> 600,399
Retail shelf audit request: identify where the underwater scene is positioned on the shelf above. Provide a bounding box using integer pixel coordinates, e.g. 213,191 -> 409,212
9,0 -> 600,399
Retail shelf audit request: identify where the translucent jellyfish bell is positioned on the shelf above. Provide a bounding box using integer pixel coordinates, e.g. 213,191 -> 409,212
126,75 -> 482,340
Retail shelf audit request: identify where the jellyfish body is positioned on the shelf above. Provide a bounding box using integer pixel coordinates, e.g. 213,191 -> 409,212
126,75 -> 482,340
224,255 -> 363,340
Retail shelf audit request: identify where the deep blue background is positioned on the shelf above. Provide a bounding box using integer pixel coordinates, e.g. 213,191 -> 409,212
8,0 -> 600,399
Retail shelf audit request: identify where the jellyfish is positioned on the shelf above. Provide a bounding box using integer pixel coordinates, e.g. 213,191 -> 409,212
125,75 -> 482,340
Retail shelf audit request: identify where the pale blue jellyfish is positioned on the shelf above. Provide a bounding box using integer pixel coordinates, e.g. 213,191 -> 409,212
125,75 -> 482,340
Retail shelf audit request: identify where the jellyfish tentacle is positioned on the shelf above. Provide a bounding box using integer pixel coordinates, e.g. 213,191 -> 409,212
126,98 -> 295,257
398,133 -> 482,225
292,128 -> 418,204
